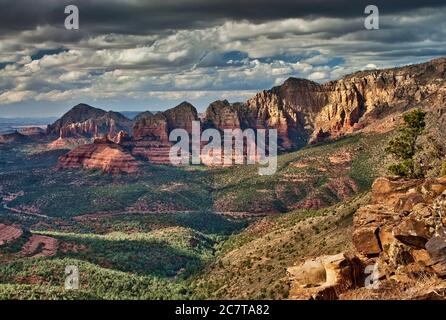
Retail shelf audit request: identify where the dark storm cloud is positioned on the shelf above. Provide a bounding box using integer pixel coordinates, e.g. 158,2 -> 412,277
0,0 -> 445,36
0,0 -> 445,113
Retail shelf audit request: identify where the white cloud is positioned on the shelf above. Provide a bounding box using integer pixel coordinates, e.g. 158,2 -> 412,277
308,71 -> 328,81
0,6 -> 446,108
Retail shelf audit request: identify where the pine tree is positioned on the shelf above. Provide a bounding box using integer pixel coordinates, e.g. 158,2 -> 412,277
385,109 -> 426,178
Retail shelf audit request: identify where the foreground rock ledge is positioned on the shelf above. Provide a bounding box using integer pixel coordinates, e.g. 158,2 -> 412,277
287,176 -> 446,300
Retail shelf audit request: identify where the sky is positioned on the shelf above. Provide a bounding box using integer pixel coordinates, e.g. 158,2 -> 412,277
0,0 -> 445,117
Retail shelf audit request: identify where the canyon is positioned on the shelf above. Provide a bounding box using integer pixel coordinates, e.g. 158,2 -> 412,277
14,57 -> 441,174
1,57 -> 446,300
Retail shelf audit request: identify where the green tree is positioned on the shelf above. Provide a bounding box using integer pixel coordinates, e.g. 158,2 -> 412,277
385,109 -> 426,178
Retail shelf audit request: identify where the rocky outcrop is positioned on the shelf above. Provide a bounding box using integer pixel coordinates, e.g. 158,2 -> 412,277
57,138 -> 142,174
163,101 -> 199,134
0,224 -> 23,246
0,224 -> 59,259
414,106 -> 446,177
0,131 -> 28,144
130,140 -> 173,165
241,78 -> 328,150
0,128 -> 46,145
129,102 -> 199,165
47,104 -> 133,140
287,176 -> 446,300
203,100 -> 247,131
47,58 -> 446,155
311,58 -> 446,142
18,127 -> 46,137
240,58 -> 446,148
352,177 -> 446,256
133,112 -> 169,142
133,102 -> 198,141
47,137 -> 92,150
51,57 -> 446,171
287,253 -> 362,300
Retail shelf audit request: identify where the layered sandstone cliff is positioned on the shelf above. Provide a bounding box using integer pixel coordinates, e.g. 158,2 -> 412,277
311,58 -> 446,142
199,58 -> 446,150
133,112 -> 169,142
203,100 -> 248,131
57,137 -> 142,174
242,58 -> 446,146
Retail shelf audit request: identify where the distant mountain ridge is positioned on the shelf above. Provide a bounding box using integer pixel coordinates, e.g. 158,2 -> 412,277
46,57 -> 446,152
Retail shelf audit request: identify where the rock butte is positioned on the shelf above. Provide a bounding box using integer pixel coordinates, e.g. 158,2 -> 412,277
57,137 -> 143,174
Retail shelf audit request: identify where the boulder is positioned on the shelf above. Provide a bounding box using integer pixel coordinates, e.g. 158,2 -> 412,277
371,177 -> 422,206
353,226 -> 381,255
352,205 -> 397,255
287,253 -> 362,300
395,192 -> 425,213
411,249 -> 433,266
394,218 -> 431,249
425,229 -> 446,276
426,229 -> 446,264
286,259 -> 326,288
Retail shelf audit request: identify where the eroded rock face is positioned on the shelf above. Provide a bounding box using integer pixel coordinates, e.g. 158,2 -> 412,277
243,77 -> 329,150
203,100 -> 246,131
48,58 -> 446,156
163,101 -> 199,134
133,102 -> 198,141
130,102 -> 199,165
353,177 -> 446,256
355,177 -> 446,284
48,104 -> 133,140
311,58 -> 446,142
133,113 -> 169,142
233,58 -> 446,147
57,138 -> 142,174
51,58 -> 446,172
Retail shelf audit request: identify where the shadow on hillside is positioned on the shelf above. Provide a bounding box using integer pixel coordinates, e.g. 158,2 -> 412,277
52,234 -> 210,279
